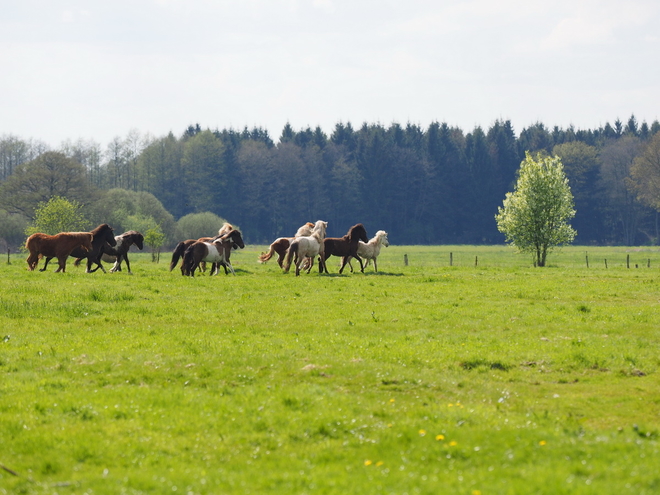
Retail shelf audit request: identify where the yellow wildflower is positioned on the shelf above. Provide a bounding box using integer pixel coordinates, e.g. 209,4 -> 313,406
364,460 -> 372,466
419,429 -> 426,436
449,440 -> 458,446
435,434 -> 445,441
539,440 -> 547,446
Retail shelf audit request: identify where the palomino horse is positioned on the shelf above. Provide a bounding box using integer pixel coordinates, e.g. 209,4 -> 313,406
258,222 -> 315,268
55,224 -> 116,273
320,223 -> 368,274
170,223 -> 234,274
182,229 -> 245,277
344,230 -> 389,273
25,231 -> 93,273
283,220 -> 327,276
97,230 -> 144,274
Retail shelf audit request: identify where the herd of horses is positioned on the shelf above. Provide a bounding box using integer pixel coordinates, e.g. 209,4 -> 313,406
24,220 -> 389,277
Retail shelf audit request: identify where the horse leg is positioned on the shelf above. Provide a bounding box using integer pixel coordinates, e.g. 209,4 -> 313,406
123,255 -> 131,274
55,257 -> 67,273
373,258 -> 378,272
40,257 -> 53,272
354,254 -> 365,273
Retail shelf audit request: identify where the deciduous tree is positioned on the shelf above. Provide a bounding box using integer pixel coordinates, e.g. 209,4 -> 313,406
495,152 -> 576,266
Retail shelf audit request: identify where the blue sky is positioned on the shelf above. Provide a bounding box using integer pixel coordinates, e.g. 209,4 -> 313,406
1,0 -> 659,147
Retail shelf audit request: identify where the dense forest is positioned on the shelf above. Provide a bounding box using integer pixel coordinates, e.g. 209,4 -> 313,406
2,115 -> 660,249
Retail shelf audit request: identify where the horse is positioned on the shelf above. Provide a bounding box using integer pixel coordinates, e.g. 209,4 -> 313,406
344,230 -> 389,273
170,223 -> 234,273
38,224 -> 116,273
95,230 -> 144,274
320,223 -> 368,274
182,229 -> 245,277
25,231 -> 93,273
50,224 -> 116,273
258,222 -> 315,268
282,220 -> 327,276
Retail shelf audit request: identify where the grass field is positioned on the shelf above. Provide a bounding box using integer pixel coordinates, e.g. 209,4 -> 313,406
1,244 -> 659,494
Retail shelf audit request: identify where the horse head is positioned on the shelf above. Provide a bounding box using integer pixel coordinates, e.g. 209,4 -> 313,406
92,223 -> 117,246
228,229 -> 245,249
377,230 -> 389,247
349,223 -> 368,243
312,220 -> 327,239
131,231 -> 145,250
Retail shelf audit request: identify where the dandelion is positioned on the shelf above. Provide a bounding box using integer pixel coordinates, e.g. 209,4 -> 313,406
449,440 -> 458,446
448,403 -> 454,407
419,429 -> 426,436
387,423 -> 393,428
364,460 -> 372,466
376,461 -> 384,467
539,440 -> 547,446
435,434 -> 445,441
389,398 -> 395,403
472,491 -> 482,495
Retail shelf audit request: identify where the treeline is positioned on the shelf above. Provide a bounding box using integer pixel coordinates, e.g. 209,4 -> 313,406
2,115 -> 660,246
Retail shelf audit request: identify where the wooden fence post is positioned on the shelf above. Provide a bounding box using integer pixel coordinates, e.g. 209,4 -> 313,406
627,254 -> 630,269
450,252 -> 453,266
404,254 -> 408,266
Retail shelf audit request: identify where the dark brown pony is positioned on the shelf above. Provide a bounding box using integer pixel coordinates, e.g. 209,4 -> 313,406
258,222 -> 315,268
320,223 -> 368,274
25,231 -> 93,273
92,230 -> 144,274
55,224 -> 117,273
182,229 -> 245,277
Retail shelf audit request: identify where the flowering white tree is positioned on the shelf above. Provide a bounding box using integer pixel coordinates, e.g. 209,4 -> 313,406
496,152 -> 576,267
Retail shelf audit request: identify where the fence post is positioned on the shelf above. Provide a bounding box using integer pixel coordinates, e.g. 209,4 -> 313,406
604,259 -> 608,269
404,254 -> 408,266
648,259 -> 651,268
627,254 -> 630,269
6,248 -> 10,265
585,253 -> 589,268
450,252 -> 453,266
475,255 -> 478,267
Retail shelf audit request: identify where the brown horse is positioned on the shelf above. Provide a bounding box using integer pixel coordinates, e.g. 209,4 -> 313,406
182,229 -> 245,277
170,223 -> 234,273
320,223 -> 368,274
26,231 -> 93,273
91,230 -> 144,274
258,222 -> 315,268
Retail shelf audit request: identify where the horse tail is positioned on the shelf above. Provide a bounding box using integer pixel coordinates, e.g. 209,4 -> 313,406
283,241 -> 298,273
170,241 -> 187,271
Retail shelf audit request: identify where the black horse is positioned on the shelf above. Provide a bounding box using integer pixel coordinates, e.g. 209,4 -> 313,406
95,230 -> 144,274
69,224 -> 117,273
320,223 -> 368,274
40,224 -> 116,273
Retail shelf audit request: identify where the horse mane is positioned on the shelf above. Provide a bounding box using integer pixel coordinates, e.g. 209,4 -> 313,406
218,223 -> 234,236
90,223 -> 112,235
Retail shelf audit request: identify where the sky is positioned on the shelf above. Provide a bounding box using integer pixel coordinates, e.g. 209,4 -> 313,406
1,0 -> 659,148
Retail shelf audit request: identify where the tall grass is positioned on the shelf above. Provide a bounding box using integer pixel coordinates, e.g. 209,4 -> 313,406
1,245 -> 659,494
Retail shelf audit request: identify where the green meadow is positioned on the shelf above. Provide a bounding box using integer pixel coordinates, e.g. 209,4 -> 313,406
1,245 -> 659,494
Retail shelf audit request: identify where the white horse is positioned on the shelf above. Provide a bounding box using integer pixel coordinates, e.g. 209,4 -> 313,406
283,220 -> 327,276
345,230 -> 389,273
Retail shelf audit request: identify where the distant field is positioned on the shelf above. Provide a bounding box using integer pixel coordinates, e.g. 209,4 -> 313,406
1,245 -> 659,494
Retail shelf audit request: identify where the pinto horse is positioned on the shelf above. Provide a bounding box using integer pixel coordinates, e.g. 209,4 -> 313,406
344,230 -> 389,273
320,223 -> 368,274
170,223 -> 234,273
258,222 -> 315,268
182,229 -> 245,277
95,230 -> 144,274
26,231 -> 93,273
56,224 -> 117,273
282,220 -> 327,276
